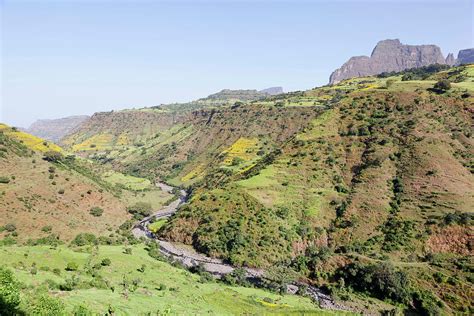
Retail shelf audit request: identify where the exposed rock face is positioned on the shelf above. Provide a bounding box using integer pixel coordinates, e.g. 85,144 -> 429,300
26,115 -> 89,143
445,53 -> 456,66
329,39 -> 446,84
260,87 -> 284,95
456,48 -> 474,65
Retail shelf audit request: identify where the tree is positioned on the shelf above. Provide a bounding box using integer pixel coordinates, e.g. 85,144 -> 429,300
433,79 -> 451,92
0,267 -> 21,315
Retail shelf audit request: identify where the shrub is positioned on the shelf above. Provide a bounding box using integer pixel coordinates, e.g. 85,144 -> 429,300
72,304 -> 94,316
71,233 -> 97,246
4,223 -> 16,232
0,267 -> 21,314
433,79 -> 451,92
127,202 -> 152,220
0,176 -> 10,184
89,207 -> 104,217
65,262 -> 79,271
41,225 -> 52,233
24,290 -> 65,315
337,262 -> 411,304
57,189 -> 65,195
101,258 -> 111,266
43,151 -> 63,162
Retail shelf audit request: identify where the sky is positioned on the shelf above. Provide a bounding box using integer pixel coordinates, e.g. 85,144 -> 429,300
1,0 -> 473,128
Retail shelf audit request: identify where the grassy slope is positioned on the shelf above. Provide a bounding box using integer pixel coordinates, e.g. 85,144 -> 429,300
0,125 -> 171,242
0,244 -> 340,315
161,66 -> 474,313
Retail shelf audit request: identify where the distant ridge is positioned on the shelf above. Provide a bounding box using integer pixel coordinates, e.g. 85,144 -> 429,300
329,39 -> 446,84
26,115 -> 89,143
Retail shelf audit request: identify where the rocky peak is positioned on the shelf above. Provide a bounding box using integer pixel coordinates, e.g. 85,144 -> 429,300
445,53 -> 456,66
456,48 -> 474,65
329,39 -> 447,84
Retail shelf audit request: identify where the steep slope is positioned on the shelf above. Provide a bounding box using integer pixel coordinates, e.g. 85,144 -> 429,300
0,124 -> 131,242
329,39 -> 447,84
26,115 -> 89,143
159,66 -> 473,314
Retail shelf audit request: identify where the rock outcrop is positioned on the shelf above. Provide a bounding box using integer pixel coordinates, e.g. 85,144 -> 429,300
445,53 -> 456,66
26,115 -> 89,143
456,48 -> 474,65
329,39 -> 446,84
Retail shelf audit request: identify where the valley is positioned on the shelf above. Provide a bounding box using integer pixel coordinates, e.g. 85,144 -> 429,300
1,64 -> 473,315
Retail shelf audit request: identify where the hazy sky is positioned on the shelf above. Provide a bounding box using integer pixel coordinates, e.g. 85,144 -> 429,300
1,0 -> 473,127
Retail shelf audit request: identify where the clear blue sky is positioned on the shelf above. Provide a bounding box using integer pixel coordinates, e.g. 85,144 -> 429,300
1,0 -> 473,127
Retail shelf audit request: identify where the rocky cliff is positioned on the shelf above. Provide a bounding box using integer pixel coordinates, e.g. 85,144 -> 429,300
456,48 -> 474,65
26,115 -> 89,143
329,39 -> 446,84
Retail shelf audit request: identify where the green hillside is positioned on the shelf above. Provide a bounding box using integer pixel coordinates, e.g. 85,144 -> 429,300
6,64 -> 474,315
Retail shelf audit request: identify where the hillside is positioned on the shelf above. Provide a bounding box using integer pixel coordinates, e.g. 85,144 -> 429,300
59,64 -> 474,314
0,124 -> 171,243
25,115 -> 89,143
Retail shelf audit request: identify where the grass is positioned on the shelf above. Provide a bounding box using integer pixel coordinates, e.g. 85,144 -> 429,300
103,170 -> 153,191
71,133 -> 114,151
0,244 -> 341,315
148,219 -> 167,233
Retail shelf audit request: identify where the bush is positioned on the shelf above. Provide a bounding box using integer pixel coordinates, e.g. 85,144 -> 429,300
0,267 -> 21,314
43,151 -> 63,163
127,202 -> 152,220
337,262 -> 411,304
89,207 -> 104,217
0,176 -> 10,184
65,262 -> 79,271
101,258 -> 111,266
24,290 -> 65,315
57,189 -> 65,195
4,223 -> 16,232
41,225 -> 52,233
433,79 -> 451,92
71,233 -> 97,246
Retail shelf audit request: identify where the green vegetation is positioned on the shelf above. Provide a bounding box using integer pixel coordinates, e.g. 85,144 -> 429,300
0,245 -> 331,315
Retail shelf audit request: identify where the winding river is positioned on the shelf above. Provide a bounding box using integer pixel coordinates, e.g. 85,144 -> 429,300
131,183 -> 349,311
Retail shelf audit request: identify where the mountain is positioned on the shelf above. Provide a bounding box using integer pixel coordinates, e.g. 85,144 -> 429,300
329,39 -> 447,84
260,86 -> 284,95
456,48 -> 474,65
26,115 -> 89,143
445,53 -> 456,66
